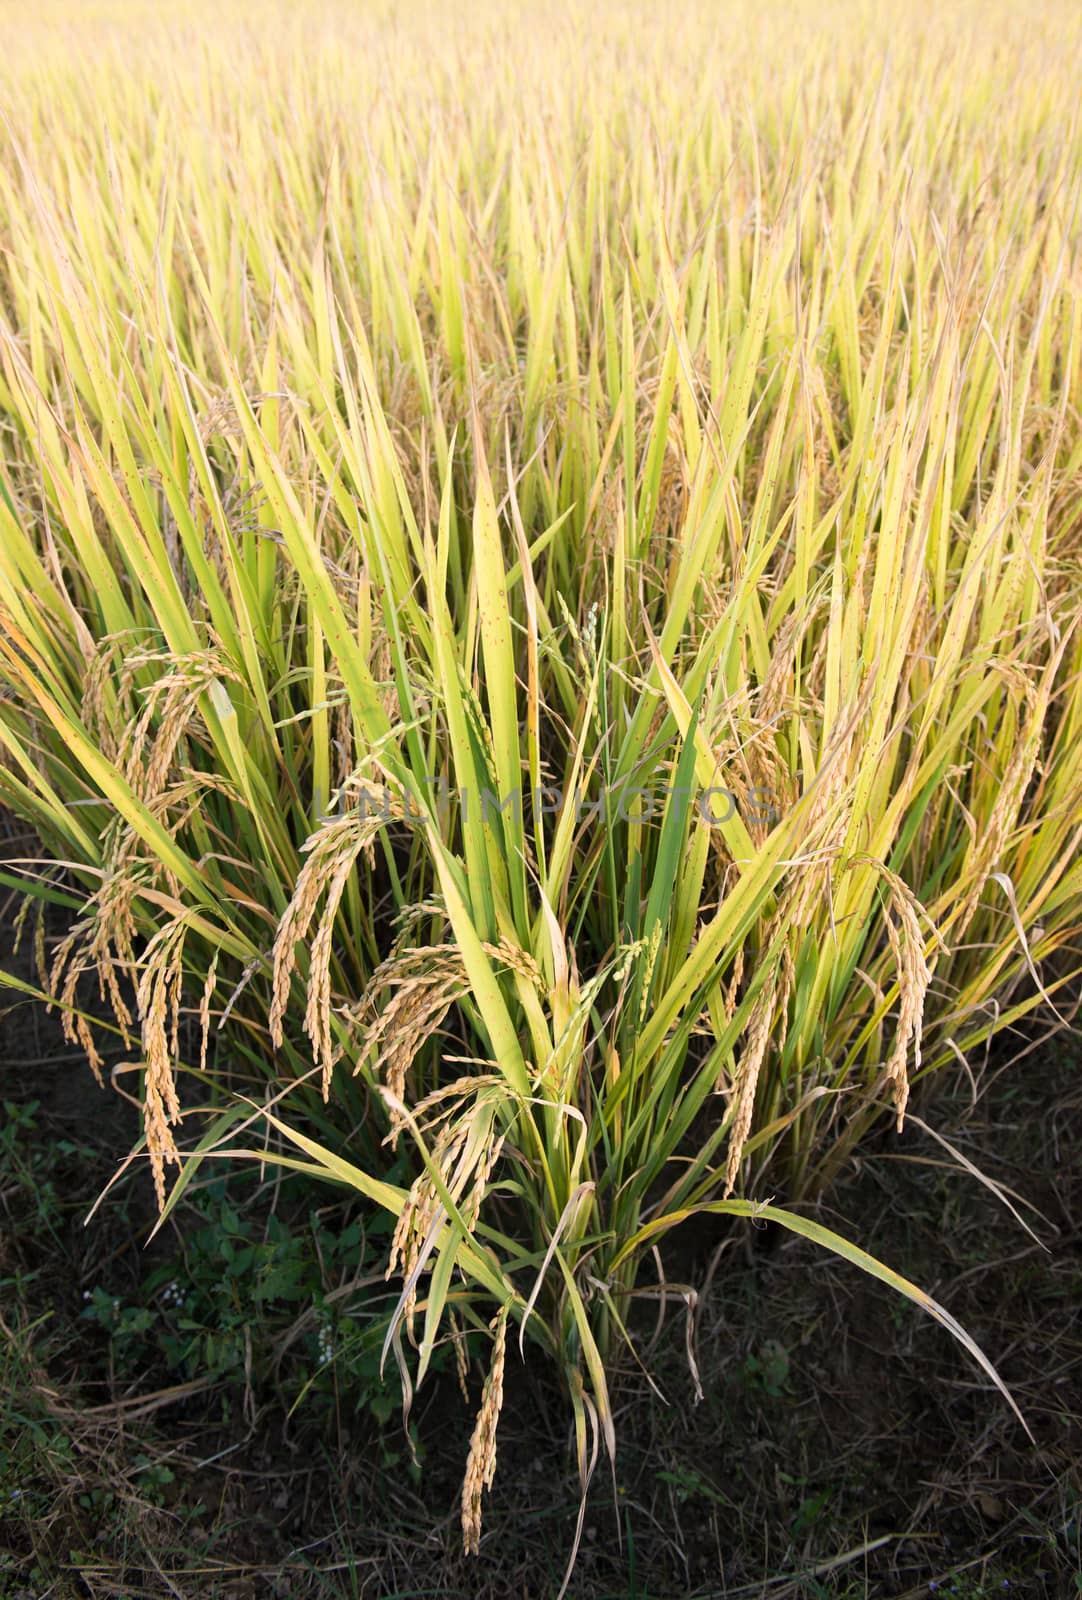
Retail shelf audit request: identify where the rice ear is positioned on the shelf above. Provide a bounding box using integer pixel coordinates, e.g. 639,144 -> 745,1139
461,1306 -> 509,1557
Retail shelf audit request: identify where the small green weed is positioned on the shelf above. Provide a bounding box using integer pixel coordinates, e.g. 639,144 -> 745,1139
79,1175 -> 423,1438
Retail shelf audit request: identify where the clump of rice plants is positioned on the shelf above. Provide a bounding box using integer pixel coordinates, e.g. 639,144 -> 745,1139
1,0 -> 1080,1567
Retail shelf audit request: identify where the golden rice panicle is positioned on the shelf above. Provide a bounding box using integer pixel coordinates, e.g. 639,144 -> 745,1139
385,1089 -> 501,1341
47,853 -> 142,1083
448,1308 -> 471,1403
270,792 -> 398,1088
655,436 -> 688,548
386,1118 -> 470,1335
411,1073 -> 503,1130
723,974 -> 780,1197
484,937 -> 544,987
880,881 -> 934,1133
48,940 -> 108,1088
349,944 -> 474,1144
117,651 -> 241,804
852,857 -> 941,1132
351,928 -> 537,1133
953,670 -> 1051,940
198,951 -> 220,1074
135,920 -> 187,1208
722,944 -> 745,1025
80,638 -> 133,764
463,1129 -> 506,1231
637,919 -> 664,1026
461,1306 -> 509,1557
303,839 -> 370,1099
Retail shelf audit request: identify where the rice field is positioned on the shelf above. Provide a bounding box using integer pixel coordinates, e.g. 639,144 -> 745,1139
1,0 -> 1081,1574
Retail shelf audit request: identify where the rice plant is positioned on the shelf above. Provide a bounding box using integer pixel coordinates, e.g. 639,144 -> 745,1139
1,0 -> 1080,1566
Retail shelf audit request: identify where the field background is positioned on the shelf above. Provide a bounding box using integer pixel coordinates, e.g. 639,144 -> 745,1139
2,0 -> 1081,1594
